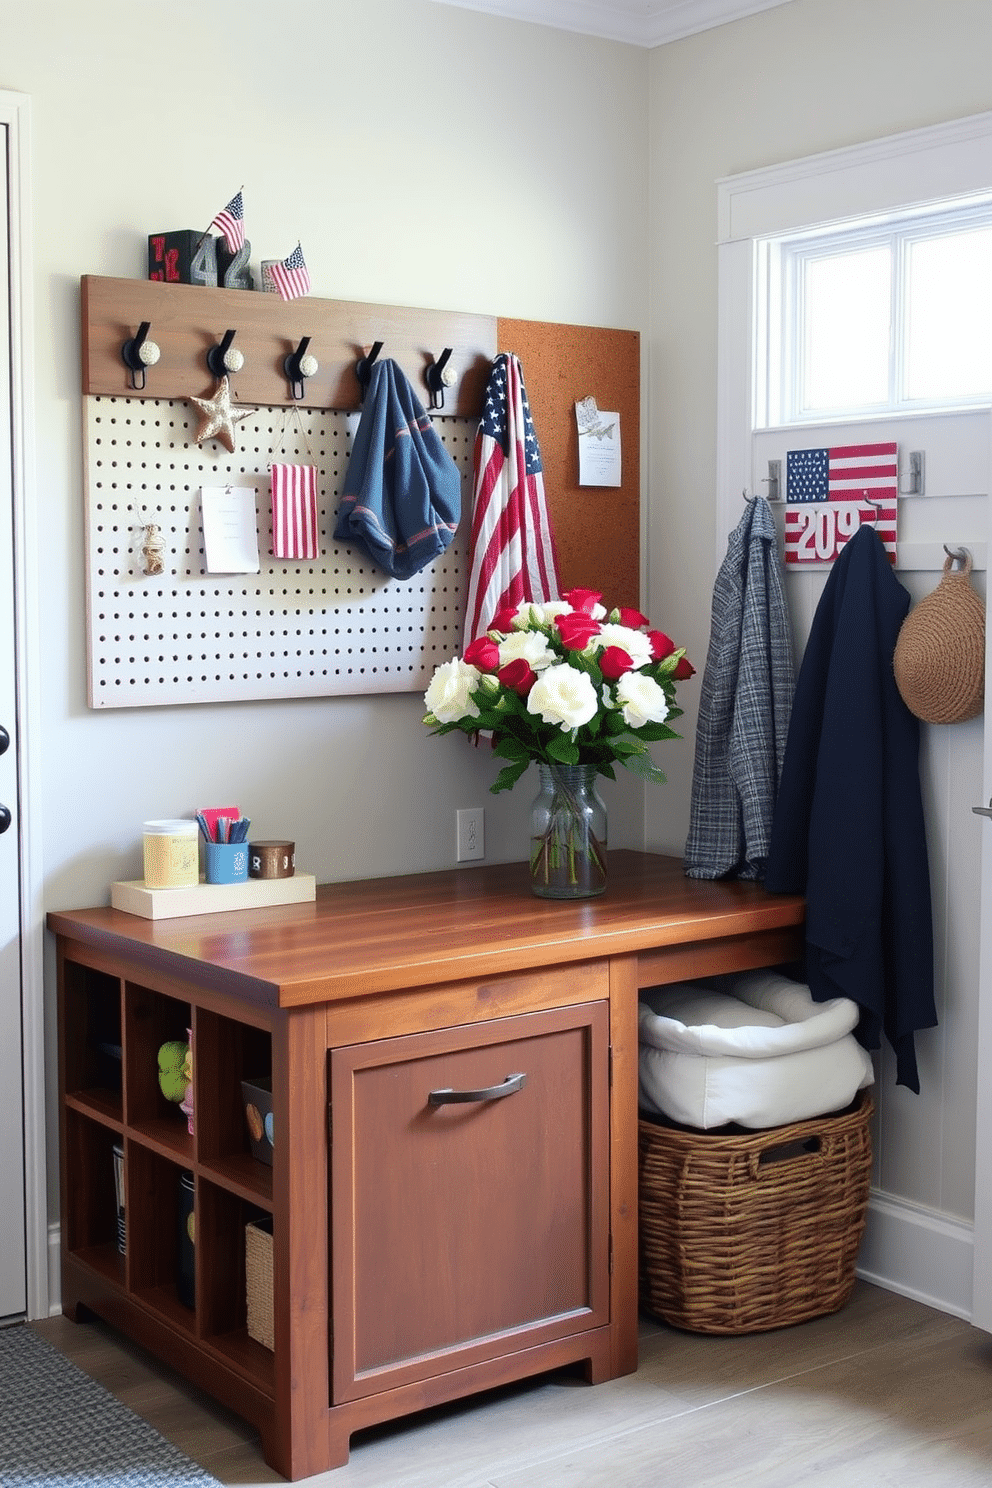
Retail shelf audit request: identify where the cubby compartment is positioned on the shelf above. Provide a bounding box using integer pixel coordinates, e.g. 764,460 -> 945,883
124,983 -> 193,1158
197,1179 -> 275,1391
126,1143 -> 198,1332
63,1111 -> 126,1285
61,960 -> 123,1123
195,1009 -> 272,1203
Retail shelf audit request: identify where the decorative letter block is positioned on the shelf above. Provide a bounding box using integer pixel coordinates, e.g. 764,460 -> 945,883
148,231 -> 218,287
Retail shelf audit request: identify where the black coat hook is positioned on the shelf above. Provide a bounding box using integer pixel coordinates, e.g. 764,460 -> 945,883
207,329 -> 244,379
425,348 -> 455,410
121,321 -> 160,390
284,336 -> 317,400
355,341 -> 383,401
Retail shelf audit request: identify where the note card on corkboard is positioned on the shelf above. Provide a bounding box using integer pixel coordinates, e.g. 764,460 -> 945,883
496,318 -> 640,610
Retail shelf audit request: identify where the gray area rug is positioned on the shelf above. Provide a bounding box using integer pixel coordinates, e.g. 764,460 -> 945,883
0,1324 -> 221,1486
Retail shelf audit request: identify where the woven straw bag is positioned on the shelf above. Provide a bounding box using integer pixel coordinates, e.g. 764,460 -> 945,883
893,550 -> 985,725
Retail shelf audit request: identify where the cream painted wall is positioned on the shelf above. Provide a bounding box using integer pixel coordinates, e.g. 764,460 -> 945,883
3,0 -> 649,1224
647,0 -> 992,1265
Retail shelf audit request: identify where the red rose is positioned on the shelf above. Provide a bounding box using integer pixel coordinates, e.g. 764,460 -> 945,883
673,656 -> 696,680
648,630 -> 676,661
599,645 -> 633,680
464,637 -> 501,671
498,658 -> 537,696
562,587 -> 602,615
618,607 -> 649,630
555,612 -> 602,650
489,605 -> 520,633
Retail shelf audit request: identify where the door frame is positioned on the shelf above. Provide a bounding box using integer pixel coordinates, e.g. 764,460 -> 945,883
3,87 -> 47,1320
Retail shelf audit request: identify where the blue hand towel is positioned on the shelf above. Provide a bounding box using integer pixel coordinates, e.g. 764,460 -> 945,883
333,358 -> 461,579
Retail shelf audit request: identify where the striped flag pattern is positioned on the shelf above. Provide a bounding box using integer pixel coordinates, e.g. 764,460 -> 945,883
209,190 -> 245,254
462,352 -> 561,647
271,462 -> 319,560
268,243 -> 311,301
785,441 -> 898,564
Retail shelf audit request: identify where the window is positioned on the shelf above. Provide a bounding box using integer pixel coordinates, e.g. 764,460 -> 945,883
756,199 -> 992,428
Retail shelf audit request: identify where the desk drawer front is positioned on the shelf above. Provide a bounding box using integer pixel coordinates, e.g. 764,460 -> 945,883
330,1002 -> 610,1402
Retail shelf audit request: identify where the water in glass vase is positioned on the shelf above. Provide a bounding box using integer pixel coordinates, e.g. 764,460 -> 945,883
529,762 -> 608,899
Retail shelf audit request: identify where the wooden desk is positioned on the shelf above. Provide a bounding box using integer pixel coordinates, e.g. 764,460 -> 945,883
48,852 -> 804,1479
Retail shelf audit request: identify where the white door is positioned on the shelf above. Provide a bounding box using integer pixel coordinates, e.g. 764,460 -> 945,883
0,126 -> 27,1319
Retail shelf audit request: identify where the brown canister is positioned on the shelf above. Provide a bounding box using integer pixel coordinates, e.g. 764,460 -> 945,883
249,840 -> 295,879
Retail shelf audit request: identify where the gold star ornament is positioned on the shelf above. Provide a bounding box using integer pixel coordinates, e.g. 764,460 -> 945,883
188,376 -> 253,452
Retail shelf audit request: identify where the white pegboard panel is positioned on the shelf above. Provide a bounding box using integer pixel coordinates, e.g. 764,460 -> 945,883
84,396 -> 472,708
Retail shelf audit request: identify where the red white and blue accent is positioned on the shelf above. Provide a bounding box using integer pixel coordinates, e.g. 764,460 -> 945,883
785,441 -> 897,565
209,190 -> 245,254
268,243 -> 311,301
462,352 -> 561,647
270,462 -> 319,561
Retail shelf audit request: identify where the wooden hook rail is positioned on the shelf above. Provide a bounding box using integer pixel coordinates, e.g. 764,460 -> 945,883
81,275 -> 497,417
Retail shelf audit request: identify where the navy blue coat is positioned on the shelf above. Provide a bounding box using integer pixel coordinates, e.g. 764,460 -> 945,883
764,525 -> 936,1092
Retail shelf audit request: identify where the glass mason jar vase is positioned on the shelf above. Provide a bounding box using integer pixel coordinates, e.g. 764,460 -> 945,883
529,762 -> 608,900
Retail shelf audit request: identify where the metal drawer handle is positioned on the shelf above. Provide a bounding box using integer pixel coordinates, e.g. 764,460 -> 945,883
428,1072 -> 527,1106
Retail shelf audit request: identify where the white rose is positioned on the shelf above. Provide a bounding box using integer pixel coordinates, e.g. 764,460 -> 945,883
592,623 -> 653,669
527,663 -> 599,731
521,600 -> 572,627
498,630 -> 556,671
424,659 -> 481,723
614,671 -> 669,728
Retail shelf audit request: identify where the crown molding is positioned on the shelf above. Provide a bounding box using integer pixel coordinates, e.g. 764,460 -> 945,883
427,0 -> 794,47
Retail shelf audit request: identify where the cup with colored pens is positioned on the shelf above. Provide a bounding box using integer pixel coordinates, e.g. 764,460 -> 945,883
198,809 -> 251,884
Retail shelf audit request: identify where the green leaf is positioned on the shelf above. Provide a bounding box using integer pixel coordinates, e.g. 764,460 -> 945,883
547,735 -> 580,764
491,760 -> 530,794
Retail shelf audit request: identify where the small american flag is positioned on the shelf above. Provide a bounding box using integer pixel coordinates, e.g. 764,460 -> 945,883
210,190 -> 245,254
269,243 -> 311,301
785,441 -> 897,564
462,352 -> 561,647
270,462 -> 319,561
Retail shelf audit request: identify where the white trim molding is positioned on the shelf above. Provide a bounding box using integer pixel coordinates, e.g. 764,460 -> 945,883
1,86 -> 47,1323
426,0 -> 794,47
858,1193 -> 973,1322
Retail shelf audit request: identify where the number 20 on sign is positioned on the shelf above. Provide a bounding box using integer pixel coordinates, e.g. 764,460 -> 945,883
785,502 -> 872,564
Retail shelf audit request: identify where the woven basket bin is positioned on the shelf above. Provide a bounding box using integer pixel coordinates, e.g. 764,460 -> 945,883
638,1090 -> 873,1335
245,1217 -> 274,1351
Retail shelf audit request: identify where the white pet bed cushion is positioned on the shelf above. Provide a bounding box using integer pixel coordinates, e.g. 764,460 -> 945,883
638,969 -> 874,1130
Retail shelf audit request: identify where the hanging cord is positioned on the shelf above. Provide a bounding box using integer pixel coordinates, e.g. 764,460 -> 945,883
270,404 -> 317,466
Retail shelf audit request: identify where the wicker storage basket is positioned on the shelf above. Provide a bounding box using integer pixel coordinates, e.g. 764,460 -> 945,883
245,1217 -> 274,1351
638,1090 -> 873,1335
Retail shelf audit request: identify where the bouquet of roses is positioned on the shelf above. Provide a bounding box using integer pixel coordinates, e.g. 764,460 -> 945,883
423,588 -> 694,795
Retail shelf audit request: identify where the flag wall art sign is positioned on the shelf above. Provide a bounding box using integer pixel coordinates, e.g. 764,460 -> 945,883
784,441 -> 897,565
271,462 -> 319,561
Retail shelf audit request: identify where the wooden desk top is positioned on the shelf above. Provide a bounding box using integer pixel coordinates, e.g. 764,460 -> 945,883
47,852 -> 804,1010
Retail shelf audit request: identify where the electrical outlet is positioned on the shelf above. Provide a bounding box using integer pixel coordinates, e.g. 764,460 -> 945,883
456,807 -> 485,862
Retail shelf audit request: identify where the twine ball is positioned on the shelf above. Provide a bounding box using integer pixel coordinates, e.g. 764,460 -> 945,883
893,551 -> 985,725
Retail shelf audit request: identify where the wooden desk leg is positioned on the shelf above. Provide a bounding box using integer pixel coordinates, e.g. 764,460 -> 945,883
270,1006 -> 335,1481
608,952 -> 640,1379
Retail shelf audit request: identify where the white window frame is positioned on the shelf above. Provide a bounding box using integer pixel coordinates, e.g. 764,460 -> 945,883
757,197 -> 992,428
716,109 -> 992,565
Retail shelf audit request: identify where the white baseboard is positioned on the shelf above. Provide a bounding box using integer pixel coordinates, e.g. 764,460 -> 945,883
857,1189 -> 974,1321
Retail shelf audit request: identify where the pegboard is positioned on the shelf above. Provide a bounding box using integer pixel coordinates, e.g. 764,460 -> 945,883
83,396 -> 473,708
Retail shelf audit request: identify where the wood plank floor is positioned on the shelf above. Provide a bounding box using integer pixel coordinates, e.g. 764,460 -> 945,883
33,1283 -> 992,1487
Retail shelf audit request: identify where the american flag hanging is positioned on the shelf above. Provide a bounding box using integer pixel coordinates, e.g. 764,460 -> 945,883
269,243 -> 311,301
209,190 -> 245,254
270,462 -> 319,561
462,353 -> 561,648
784,441 -> 898,564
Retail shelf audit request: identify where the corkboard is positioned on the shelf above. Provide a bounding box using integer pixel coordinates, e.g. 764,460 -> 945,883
496,318 -> 641,609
